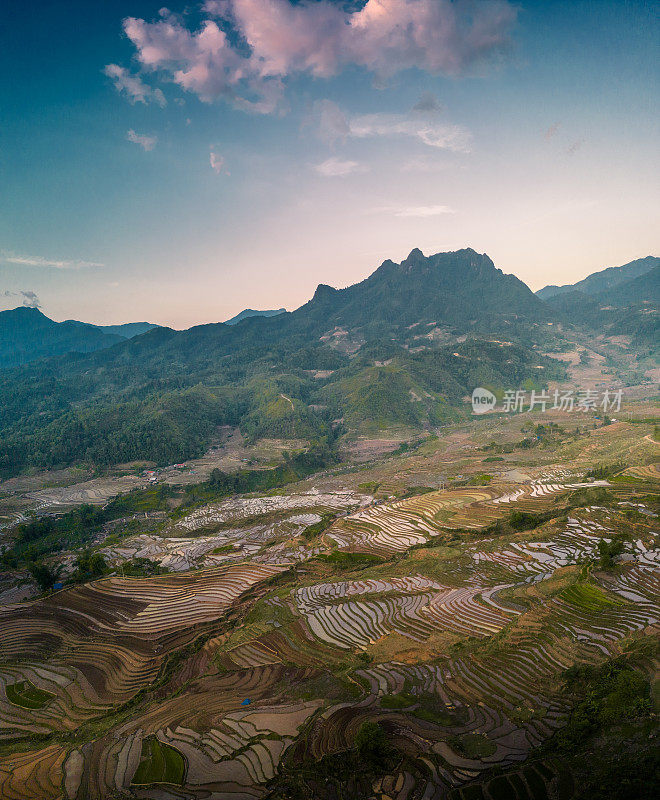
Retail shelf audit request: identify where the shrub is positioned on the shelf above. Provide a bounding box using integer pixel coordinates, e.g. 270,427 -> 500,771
597,535 -> 626,569
354,721 -> 389,763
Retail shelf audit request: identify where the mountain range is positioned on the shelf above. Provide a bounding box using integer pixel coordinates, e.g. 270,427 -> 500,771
536,256 -> 659,299
0,247 -> 656,477
0,308 -> 159,368
539,259 -> 659,346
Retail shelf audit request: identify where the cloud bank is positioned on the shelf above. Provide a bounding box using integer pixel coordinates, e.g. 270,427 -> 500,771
109,0 -> 517,112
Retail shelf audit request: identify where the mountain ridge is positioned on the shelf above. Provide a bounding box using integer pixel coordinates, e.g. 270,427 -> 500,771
536,255 -> 659,300
0,308 -> 124,369
596,264 -> 660,306
0,307 -> 161,369
543,265 -> 659,348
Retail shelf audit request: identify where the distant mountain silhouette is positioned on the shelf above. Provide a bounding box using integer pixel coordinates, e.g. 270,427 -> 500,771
90,321 -> 159,338
537,256 -> 659,300
224,308 -> 286,325
0,307 -> 159,368
544,265 -> 659,346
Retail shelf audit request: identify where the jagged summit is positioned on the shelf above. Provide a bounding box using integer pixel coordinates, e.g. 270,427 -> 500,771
312,283 -> 339,301
400,247 -> 426,270
296,246 -> 549,334
397,247 -> 495,275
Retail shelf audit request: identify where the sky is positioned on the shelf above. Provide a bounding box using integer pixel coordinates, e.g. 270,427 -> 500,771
1,0 -> 658,328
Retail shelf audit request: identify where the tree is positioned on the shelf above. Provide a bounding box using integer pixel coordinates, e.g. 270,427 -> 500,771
28,562 -> 60,593
70,551 -> 108,583
598,536 -> 625,569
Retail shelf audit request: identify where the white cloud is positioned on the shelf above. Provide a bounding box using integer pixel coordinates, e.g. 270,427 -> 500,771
210,150 -> 228,174
307,101 -> 471,152
395,205 -> 455,217
350,113 -> 472,152
126,129 -> 158,151
307,99 -> 351,148
314,157 -> 366,177
103,64 -> 166,106
113,1 -> 517,112
1,253 -> 103,269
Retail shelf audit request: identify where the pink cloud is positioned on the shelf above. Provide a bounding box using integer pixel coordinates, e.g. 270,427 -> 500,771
224,0 -> 517,78
225,0 -> 349,79
103,64 -> 166,106
122,13 -> 242,103
114,0 -> 517,112
126,130 -> 158,151
544,122 -> 560,139
567,138 -> 585,156
210,149 -> 228,174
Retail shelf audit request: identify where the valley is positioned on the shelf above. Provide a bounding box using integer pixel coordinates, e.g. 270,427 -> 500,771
0,382 -> 657,799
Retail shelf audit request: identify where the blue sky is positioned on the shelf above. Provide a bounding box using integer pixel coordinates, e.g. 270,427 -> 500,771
1,0 -> 658,327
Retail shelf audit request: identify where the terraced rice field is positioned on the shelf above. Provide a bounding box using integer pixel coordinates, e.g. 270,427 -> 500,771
0,564 -> 284,740
618,462 -> 660,484
173,489 -> 370,534
291,576 -> 522,649
0,422 -> 658,799
327,480 -> 611,555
